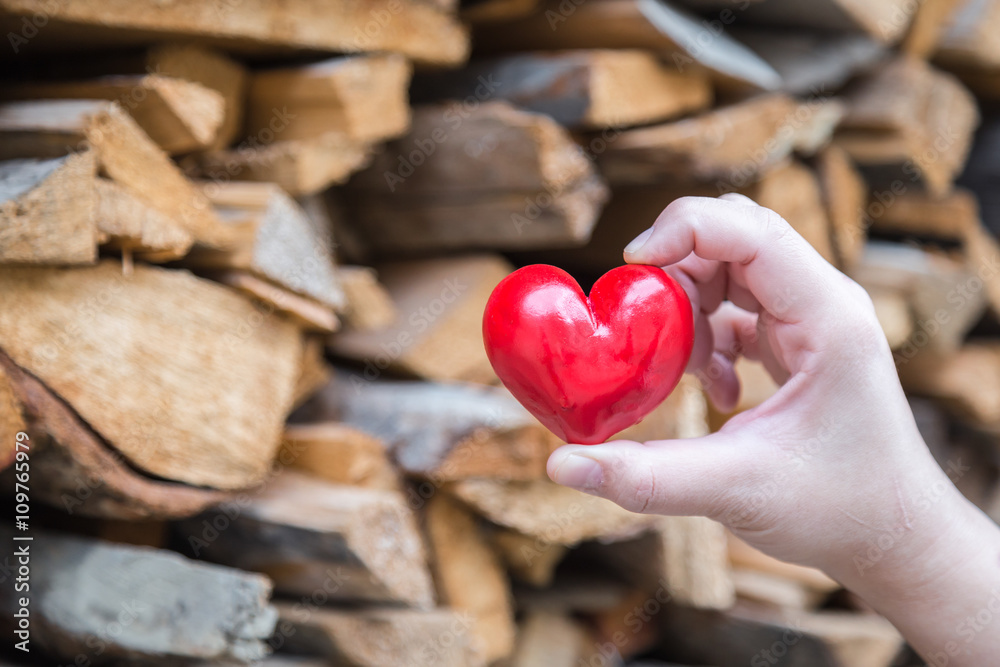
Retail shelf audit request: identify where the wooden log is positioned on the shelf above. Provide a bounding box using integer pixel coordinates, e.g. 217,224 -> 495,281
279,422 -> 401,491
867,287 -> 915,350
247,54 -> 411,144
0,261 -> 302,490
0,350 -> 230,519
0,99 -> 232,248
346,102 -> 608,252
489,527 -> 569,586
461,0 -> 540,23
587,516 -> 735,610
2,74 -> 225,154
852,242 -> 986,354
937,0 -> 1000,70
0,362 -> 24,472
425,493 -> 516,663
273,603 -> 478,667
834,58 -> 979,197
296,376 -> 559,481
202,270 -> 340,333
868,187 -> 978,240
291,335 -> 332,409
751,161 -> 838,266
732,569 -> 823,611
814,145 -> 866,270
197,134 -> 372,197
0,152 -> 98,265
737,0 -> 919,44
338,265 -> 398,331
598,94 -> 838,186
327,254 -> 512,384
0,529 -> 276,663
448,477 -> 656,545
471,0 -> 782,91
97,518 -> 168,549
412,50 -> 711,130
95,178 -> 194,261
588,589 -> 662,660
903,0 -> 965,57
189,181 -> 346,310
733,30 -> 885,95
896,344 -> 1000,426
507,611 -> 592,667
178,470 -> 436,607
145,43 -> 248,150
0,0 -> 469,66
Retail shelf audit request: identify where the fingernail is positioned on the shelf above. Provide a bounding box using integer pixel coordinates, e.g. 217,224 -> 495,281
624,227 -> 653,255
552,454 -> 603,491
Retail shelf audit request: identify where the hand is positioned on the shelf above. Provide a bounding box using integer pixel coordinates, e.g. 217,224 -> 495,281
546,195 -> 1000,664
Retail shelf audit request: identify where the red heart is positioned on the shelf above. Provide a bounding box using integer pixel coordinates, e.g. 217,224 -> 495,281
483,264 -> 694,444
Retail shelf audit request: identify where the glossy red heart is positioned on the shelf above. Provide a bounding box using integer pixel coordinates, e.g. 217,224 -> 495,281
483,264 -> 694,444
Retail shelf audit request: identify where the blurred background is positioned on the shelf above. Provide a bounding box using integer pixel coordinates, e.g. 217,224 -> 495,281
0,0 -> 998,665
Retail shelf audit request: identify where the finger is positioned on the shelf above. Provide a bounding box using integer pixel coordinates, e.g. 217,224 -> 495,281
547,434 -> 762,518
667,255 -> 727,315
710,303 -> 761,362
624,196 -> 844,325
698,351 -> 740,412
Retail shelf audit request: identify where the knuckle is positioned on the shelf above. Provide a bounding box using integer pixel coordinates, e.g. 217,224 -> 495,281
607,456 -> 657,514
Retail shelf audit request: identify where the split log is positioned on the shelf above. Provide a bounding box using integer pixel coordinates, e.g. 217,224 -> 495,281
145,43 -> 248,149
471,0 -> 782,91
2,74 -> 225,154
0,362 -> 24,472
814,145 -> 866,270
733,30 -> 885,95
188,181 -> 346,311
732,569 -> 825,611
412,50 -> 711,129
273,603 -> 478,667
338,265 -> 398,331
937,0 -> 1000,70
902,0 -> 965,57
95,178 -> 194,261
868,187 -> 978,240
279,422 -> 401,490
295,376 -> 559,481
588,589 -> 662,660
327,254 -> 512,384
425,493 -> 516,663
0,350 -> 229,519
447,477 -> 656,545
851,242 -> 986,354
346,102 -> 609,252
197,135 -> 372,197
0,152 -> 98,265
97,518 -> 168,549
291,335 -> 332,409
896,344 -> 1000,427
753,161 -> 839,265
462,0 -> 540,22
737,0 -> 919,44
203,270 -> 340,333
728,605 -> 903,667
867,287 -> 915,350
246,54 -> 411,144
178,471 -> 436,607
834,58 -> 979,197
598,94 -> 840,186
0,99 -> 232,248
0,261 -> 303,490
0,0 -> 469,66
0,529 -> 276,663
507,611 -> 593,667
489,527 -> 569,587
586,516 -> 735,610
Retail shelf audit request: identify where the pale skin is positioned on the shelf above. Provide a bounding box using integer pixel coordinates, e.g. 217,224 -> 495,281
547,194 -> 1000,664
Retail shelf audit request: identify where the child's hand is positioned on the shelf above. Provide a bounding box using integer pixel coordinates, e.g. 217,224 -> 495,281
546,195 -> 1000,663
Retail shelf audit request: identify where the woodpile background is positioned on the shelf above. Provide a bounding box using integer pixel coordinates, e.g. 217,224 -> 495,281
0,0 -> 998,665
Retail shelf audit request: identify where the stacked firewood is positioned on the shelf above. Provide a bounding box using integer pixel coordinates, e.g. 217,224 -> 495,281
0,0 -> 999,665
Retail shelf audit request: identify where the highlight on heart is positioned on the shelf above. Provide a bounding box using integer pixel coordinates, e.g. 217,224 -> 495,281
482,263 -> 694,444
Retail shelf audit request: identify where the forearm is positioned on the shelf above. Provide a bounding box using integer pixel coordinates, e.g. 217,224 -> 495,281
844,491 -> 1000,665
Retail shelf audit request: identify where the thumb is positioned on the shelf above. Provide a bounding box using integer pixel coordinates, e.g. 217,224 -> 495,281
546,433 -> 761,518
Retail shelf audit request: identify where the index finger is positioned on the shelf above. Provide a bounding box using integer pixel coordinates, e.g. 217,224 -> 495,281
623,196 -> 844,324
